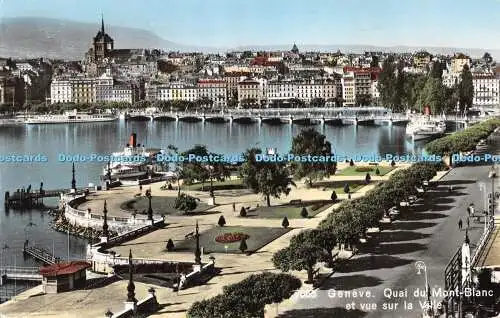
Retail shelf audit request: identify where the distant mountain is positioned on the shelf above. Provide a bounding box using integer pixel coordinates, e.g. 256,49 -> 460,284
1,17 -> 498,60
0,17 -> 207,59
233,44 -> 500,59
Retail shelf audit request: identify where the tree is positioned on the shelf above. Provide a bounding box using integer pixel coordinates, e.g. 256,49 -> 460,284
349,159 -> 354,166
282,216 -> 289,228
343,183 -> 350,194
180,145 -> 210,188
370,55 -> 379,68
239,148 -> 296,206
430,61 -> 446,79
290,129 -> 336,186
290,228 -> 337,255
175,193 -> 198,213
331,190 -> 337,201
218,215 -> 226,227
355,94 -> 372,107
415,76 -> 446,114
166,239 -> 175,251
240,207 -> 247,217
272,243 -> 330,283
377,55 -> 396,108
365,173 -> 371,184
375,167 -> 380,175
300,207 -> 308,218
239,237 -> 248,253
391,160 -> 396,167
458,64 -> 474,112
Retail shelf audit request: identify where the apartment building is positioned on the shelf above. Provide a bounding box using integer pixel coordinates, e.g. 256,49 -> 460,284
197,79 -> 227,107
50,77 -> 73,103
473,75 -> 499,106
70,77 -> 95,104
237,78 -> 265,104
267,80 -> 297,102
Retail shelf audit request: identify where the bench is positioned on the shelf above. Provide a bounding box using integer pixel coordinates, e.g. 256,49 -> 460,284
290,199 -> 302,204
185,232 -> 194,239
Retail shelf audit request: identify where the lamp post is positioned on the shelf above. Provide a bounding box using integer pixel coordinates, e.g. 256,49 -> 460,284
415,261 -> 433,316
146,189 -> 153,221
489,165 -> 496,220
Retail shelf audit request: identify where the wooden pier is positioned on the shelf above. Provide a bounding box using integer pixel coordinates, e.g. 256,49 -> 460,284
0,266 -> 42,286
4,185 -> 88,208
23,242 -> 59,265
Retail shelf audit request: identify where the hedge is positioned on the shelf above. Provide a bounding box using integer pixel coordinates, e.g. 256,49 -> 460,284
425,118 -> 500,156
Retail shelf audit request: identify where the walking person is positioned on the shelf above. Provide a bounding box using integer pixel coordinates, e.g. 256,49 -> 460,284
232,202 -> 236,212
458,218 -> 463,230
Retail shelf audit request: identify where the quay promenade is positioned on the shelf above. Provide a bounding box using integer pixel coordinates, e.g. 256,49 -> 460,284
0,162 -> 411,317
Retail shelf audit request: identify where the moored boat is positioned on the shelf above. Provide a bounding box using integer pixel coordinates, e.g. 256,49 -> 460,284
25,109 -> 117,124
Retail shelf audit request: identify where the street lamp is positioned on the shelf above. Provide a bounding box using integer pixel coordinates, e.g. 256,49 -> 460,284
489,165 -> 496,220
415,261 -> 433,316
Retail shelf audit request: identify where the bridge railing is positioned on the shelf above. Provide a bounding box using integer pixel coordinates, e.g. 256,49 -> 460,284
0,266 -> 40,274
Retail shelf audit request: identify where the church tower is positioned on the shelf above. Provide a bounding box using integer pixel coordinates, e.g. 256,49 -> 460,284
92,15 -> 114,62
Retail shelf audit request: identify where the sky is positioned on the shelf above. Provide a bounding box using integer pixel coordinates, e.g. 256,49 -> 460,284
1,0 -> 500,48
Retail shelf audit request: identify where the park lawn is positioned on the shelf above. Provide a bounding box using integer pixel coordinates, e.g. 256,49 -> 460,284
173,226 -> 291,254
249,201 -> 333,219
183,178 -> 246,191
120,196 -> 211,216
336,165 -> 394,176
312,180 -> 366,192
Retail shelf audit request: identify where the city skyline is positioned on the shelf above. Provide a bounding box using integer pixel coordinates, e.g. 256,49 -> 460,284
1,0 -> 500,49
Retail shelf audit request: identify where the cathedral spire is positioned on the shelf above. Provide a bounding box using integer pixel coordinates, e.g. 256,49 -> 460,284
101,14 -> 105,33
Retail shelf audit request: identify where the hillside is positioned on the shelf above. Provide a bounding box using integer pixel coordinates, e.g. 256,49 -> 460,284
0,17 -> 192,59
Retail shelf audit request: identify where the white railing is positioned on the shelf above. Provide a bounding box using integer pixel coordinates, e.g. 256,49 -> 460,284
471,218 -> 495,266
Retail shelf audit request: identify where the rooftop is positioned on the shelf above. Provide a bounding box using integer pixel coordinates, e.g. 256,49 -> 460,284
39,261 -> 91,277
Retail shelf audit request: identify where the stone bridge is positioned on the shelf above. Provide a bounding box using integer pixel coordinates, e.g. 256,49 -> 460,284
123,107 -> 482,126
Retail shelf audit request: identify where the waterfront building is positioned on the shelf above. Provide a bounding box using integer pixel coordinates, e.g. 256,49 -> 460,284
223,72 -> 250,98
197,79 -> 227,108
50,77 -> 73,103
0,73 -> 19,105
341,72 -> 355,106
237,77 -> 266,105
95,73 -> 114,103
472,74 -> 500,106
70,76 -> 96,104
267,80 -> 297,102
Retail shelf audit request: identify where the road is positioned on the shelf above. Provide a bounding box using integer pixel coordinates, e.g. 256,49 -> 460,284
277,162 -> 498,317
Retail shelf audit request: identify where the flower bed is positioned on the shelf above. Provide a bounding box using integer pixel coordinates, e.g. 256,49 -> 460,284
354,166 -> 374,172
215,232 -> 249,243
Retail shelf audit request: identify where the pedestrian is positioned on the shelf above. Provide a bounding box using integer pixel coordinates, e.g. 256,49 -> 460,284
232,202 -> 236,212
458,219 -> 463,230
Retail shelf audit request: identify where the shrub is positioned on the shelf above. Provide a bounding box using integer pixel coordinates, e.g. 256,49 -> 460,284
239,207 -> 247,217
390,160 -> 396,167
343,183 -> 350,193
300,207 -> 308,218
331,190 -> 337,201
239,238 -> 248,253
166,239 -> 175,251
375,167 -> 380,175
215,232 -> 249,243
282,216 -> 289,228
354,166 -> 373,172
365,173 -> 371,184
175,193 -> 198,213
218,215 -> 226,227
349,159 -> 354,166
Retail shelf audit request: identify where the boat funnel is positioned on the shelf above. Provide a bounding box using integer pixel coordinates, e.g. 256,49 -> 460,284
129,133 -> 137,147
424,105 -> 431,115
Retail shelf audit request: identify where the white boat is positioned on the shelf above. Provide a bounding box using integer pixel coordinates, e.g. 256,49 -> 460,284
102,133 -> 162,180
25,109 -> 117,124
405,115 -> 446,141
